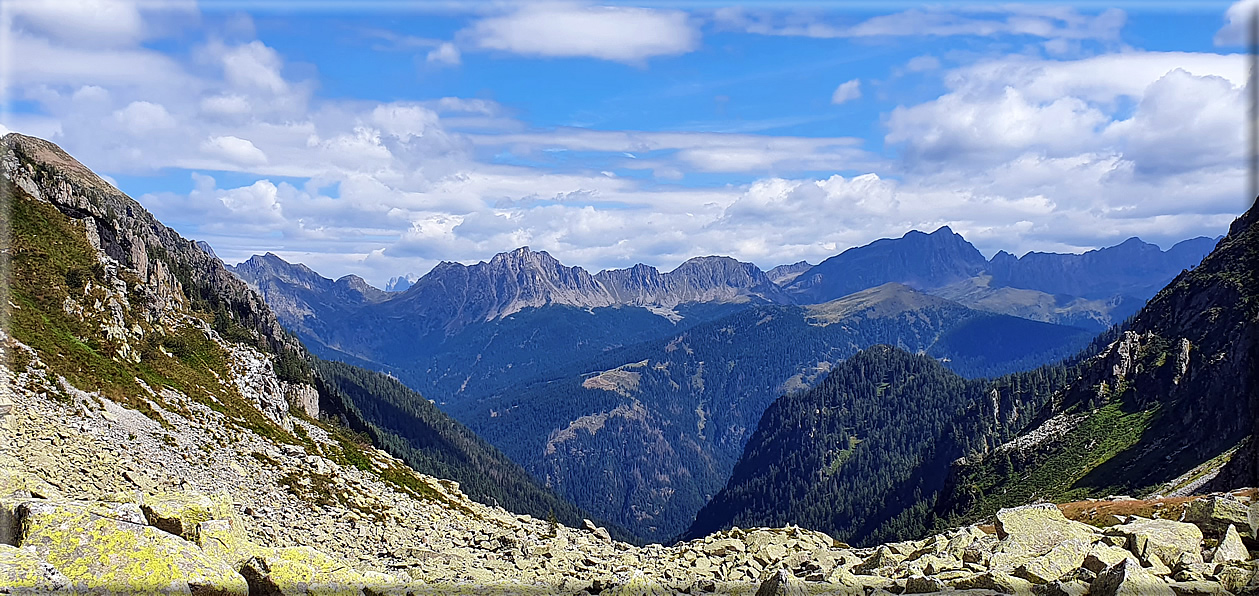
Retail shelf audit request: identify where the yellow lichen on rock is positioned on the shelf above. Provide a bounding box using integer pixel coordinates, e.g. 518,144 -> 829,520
18,498 -> 248,595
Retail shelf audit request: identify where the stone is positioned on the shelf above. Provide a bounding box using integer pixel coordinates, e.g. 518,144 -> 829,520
141,491 -> 223,542
1032,579 -> 1088,596
197,518 -> 267,568
1213,560 -> 1258,593
1015,539 -> 1091,584
238,545 -> 368,596
951,570 -> 1035,594
703,538 -> 744,557
1167,580 -> 1232,595
0,543 -> 70,593
17,499 -> 248,595
1210,524 -> 1249,564
1186,495 -> 1252,539
1084,544 -> 1139,574
995,504 -> 1098,558
754,568 -> 808,596
603,571 -> 671,596
1110,517 -> 1204,569
1090,558 -> 1175,596
904,575 -> 948,593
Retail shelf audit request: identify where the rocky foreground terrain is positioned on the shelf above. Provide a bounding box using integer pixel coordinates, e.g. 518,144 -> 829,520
2,322 -> 1259,594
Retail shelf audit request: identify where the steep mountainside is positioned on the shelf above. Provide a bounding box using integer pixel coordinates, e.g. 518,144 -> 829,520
936,200 -> 1259,524
693,201 -> 1254,547
0,132 -> 604,539
785,227 -> 989,303
453,287 -> 1093,542
685,346 -> 1079,545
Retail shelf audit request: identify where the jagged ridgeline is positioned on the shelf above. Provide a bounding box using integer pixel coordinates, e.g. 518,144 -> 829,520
690,199 -> 1258,546
0,132 -> 613,538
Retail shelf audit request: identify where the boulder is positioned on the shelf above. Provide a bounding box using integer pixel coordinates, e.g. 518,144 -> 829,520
1166,580 -> 1232,595
141,491 -> 227,542
995,504 -> 1098,558
1015,539 -> 1091,584
196,518 -> 267,568
1032,579 -> 1088,596
951,570 -> 1035,594
1090,558 -> 1175,596
1185,495 -> 1252,539
0,543 -> 70,593
602,571 -> 671,596
754,568 -> 808,596
904,575 -> 948,593
17,499 -> 248,594
1210,524 -> 1249,564
238,545 -> 367,596
1109,517 -> 1204,569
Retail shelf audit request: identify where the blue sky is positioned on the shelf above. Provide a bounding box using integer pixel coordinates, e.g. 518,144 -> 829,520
2,0 -> 1254,286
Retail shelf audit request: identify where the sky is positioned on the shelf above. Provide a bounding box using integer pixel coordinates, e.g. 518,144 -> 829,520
2,0 -> 1254,287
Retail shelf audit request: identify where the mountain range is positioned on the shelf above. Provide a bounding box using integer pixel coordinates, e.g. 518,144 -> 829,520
691,200 -> 1259,546
228,206 -> 1217,542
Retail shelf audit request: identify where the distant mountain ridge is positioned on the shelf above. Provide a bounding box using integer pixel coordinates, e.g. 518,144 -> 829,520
687,202 -> 1256,546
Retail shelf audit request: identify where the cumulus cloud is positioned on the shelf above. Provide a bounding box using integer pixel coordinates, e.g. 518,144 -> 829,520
201,135 -> 268,166
831,79 -> 861,104
112,100 -> 176,133
1216,0 -> 1258,46
9,0 -> 146,47
465,3 -> 699,63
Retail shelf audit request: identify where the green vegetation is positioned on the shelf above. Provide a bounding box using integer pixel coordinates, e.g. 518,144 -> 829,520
310,358 -> 634,542
685,346 -> 1079,546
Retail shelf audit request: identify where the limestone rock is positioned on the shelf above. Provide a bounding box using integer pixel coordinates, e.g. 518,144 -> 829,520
1210,524 -> 1249,564
0,543 -> 70,593
1109,517 -> 1204,569
1090,558 -> 1174,596
995,504 -> 1098,558
18,499 -> 248,595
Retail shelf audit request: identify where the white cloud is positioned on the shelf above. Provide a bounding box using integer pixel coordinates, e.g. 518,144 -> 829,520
9,0 -> 145,47
724,6 -> 1126,41
465,3 -> 698,64
426,42 -> 461,66
200,94 -> 252,116
219,41 -> 288,94
113,100 -> 176,133
831,79 -> 861,104
201,135 -> 268,166
1216,0 -> 1258,46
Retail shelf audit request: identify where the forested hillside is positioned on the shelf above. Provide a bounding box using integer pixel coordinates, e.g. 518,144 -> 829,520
684,346 -> 1081,545
455,289 -> 1094,542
